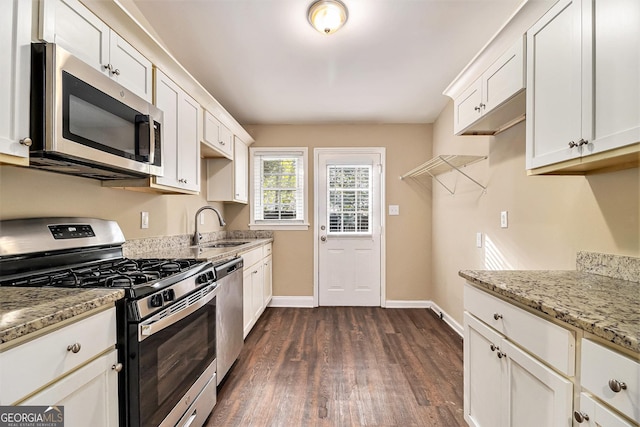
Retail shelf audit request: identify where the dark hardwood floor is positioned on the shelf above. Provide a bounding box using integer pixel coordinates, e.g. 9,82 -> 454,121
206,307 -> 467,427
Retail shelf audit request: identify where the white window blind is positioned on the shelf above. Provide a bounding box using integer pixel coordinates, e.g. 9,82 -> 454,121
327,165 -> 372,234
252,149 -> 307,226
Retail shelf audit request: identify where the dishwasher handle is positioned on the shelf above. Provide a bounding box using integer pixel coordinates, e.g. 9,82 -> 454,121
214,257 -> 244,280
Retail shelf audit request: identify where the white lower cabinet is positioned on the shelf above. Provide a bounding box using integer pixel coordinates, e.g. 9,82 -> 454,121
575,393 -> 635,427
0,308 -> 119,426
241,243 -> 273,338
464,313 -> 573,427
22,349 -> 119,427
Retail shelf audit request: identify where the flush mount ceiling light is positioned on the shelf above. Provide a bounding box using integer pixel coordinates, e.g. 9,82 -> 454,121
308,0 -> 348,35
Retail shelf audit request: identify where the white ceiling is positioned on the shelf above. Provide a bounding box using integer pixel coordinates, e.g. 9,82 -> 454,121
131,0 -> 525,125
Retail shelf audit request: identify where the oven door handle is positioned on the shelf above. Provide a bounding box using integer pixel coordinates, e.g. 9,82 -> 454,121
139,286 -> 217,342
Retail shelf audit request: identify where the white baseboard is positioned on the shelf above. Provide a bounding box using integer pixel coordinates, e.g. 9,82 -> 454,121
384,300 -> 431,308
268,296 -> 315,308
428,301 -> 463,337
267,297 -> 463,338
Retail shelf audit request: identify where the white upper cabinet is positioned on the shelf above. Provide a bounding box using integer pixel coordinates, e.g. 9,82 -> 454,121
0,0 -> 32,164
526,0 -> 640,173
154,69 -> 201,193
202,110 -> 234,160
206,136 -> 248,204
453,37 -> 526,135
40,0 -> 153,102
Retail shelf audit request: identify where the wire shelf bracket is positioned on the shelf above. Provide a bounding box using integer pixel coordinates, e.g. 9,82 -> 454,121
400,155 -> 487,195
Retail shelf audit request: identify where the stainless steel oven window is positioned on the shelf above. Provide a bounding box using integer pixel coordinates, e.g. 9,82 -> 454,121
134,294 -> 216,427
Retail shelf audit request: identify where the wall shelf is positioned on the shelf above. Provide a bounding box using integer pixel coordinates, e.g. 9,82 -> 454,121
400,155 -> 487,194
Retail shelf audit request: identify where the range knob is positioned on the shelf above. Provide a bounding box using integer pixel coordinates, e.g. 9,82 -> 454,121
207,271 -> 215,281
197,274 -> 208,284
149,294 -> 164,308
162,289 -> 175,302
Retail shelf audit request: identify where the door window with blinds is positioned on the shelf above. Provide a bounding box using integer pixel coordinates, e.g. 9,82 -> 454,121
250,148 -> 309,230
327,165 -> 372,235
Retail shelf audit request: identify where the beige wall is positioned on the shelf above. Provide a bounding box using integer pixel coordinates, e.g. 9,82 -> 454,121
224,124 -> 433,300
0,163 -> 225,240
431,101 -> 640,326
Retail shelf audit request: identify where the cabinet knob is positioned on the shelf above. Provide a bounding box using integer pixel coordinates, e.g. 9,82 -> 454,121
103,64 -> 111,71
577,138 -> 588,147
493,313 -> 503,320
574,411 -> 589,423
608,379 -> 627,393
497,350 -> 506,359
474,105 -> 481,112
490,344 -> 496,352
20,137 -> 32,147
479,103 -> 486,109
112,68 -> 121,76
112,363 -> 123,372
219,140 -> 226,145
568,141 -> 578,148
67,343 -> 81,353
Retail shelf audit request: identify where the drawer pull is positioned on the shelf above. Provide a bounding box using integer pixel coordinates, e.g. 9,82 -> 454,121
66,343 -> 81,353
573,411 -> 589,423
608,379 -> 627,393
497,350 -> 506,359
112,363 -> 123,372
490,344 -> 497,352
493,313 -> 503,320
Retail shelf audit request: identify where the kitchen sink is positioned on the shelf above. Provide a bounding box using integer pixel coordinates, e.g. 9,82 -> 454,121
197,241 -> 249,249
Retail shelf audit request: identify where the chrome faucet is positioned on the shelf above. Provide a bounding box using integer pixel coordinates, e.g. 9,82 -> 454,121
192,206 -> 226,246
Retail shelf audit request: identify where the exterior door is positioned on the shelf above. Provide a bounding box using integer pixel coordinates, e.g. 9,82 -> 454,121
316,148 -> 384,306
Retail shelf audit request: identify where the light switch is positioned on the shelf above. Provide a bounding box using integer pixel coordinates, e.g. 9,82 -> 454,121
476,232 -> 483,248
500,211 -> 508,228
388,205 -> 400,216
141,211 -> 149,229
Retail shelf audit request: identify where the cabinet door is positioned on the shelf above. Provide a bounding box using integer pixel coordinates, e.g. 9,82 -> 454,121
108,32 -> 153,102
40,0 -> 110,75
526,0 -> 584,169
578,393 -> 635,427
177,92 -> 201,192
464,313 -> 505,427
233,137 -> 248,203
21,349 -> 119,427
0,0 -> 31,163
203,111 -> 233,159
483,38 -> 525,113
251,264 -> 264,320
454,79 -> 483,134
585,0 -> 640,156
502,339 -> 573,427
263,255 -> 273,309
242,268 -> 253,339
155,70 -> 180,189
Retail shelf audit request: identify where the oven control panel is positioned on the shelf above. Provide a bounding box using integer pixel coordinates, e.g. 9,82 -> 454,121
48,224 -> 96,239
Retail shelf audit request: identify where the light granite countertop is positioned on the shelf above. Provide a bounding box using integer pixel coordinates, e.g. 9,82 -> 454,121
459,270 -> 640,354
129,238 -> 273,262
0,288 -> 124,346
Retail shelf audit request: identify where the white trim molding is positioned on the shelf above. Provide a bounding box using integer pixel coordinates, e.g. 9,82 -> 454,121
268,296 -> 315,308
385,300 -> 463,338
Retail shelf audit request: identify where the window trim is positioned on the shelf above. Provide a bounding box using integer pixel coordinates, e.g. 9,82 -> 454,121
249,147 -> 310,231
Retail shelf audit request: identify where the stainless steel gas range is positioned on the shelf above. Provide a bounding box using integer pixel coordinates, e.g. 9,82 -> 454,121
0,217 -> 235,427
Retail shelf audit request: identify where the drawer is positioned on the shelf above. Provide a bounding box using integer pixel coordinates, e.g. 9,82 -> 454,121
241,246 -> 262,268
263,243 -> 272,258
464,283 -> 575,376
0,307 -> 117,404
577,392 -> 635,427
581,339 -> 639,422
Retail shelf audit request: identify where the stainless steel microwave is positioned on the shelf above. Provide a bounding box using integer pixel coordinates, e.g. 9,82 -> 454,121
29,43 -> 163,180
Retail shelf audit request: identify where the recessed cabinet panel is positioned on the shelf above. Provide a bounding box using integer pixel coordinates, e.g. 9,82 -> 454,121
483,39 -> 525,113
0,0 -> 31,163
526,0 -> 583,169
454,80 -> 483,134
109,32 -> 153,102
202,111 -> 233,159
581,339 -> 640,422
578,393 -> 635,427
589,0 -> 640,155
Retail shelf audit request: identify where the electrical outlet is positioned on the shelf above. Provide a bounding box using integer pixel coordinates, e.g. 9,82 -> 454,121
476,232 -> 483,248
141,211 -> 149,229
500,211 -> 508,228
388,205 -> 400,216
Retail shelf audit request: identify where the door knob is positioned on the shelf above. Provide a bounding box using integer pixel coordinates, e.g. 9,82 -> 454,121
320,236 -> 327,242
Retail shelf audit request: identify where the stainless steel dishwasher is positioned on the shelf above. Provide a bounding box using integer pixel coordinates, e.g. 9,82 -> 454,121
214,257 -> 244,385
